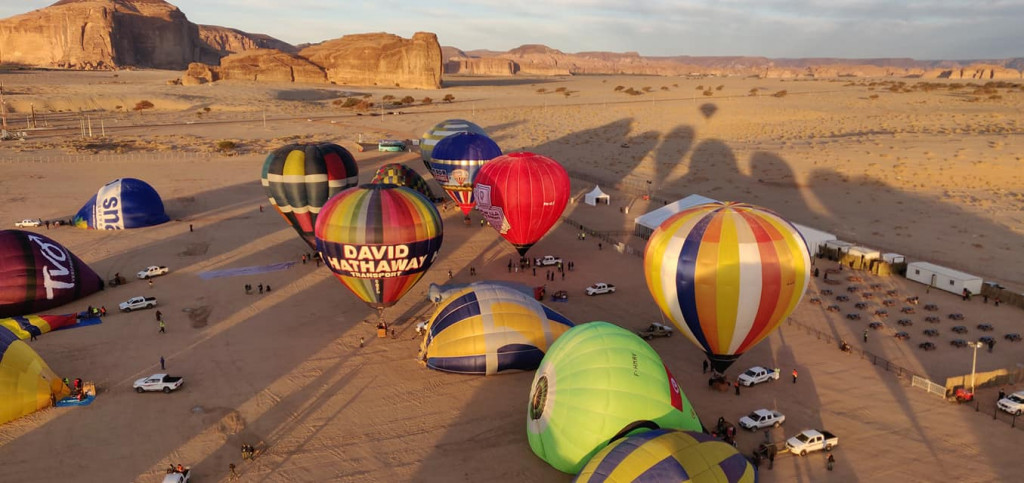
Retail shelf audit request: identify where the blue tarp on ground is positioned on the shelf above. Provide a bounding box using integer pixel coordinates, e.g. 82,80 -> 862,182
198,262 -> 297,280
55,394 -> 95,407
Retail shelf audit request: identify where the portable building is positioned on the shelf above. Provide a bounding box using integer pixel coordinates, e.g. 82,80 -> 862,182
633,194 -> 718,240
905,262 -> 983,296
791,223 -> 836,258
584,186 -> 611,206
822,240 -> 854,260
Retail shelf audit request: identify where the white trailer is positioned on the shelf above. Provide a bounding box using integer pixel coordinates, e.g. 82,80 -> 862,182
905,261 -> 983,296
791,223 -> 836,258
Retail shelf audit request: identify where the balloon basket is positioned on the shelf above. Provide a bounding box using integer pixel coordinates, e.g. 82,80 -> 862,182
377,328 -> 388,338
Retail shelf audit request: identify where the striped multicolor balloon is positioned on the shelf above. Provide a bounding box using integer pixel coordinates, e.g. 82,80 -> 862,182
576,429 -> 756,482
261,143 -> 358,248
315,184 -> 443,310
421,283 -> 574,375
428,132 -> 502,216
0,314 -> 78,340
644,202 -> 810,374
370,163 -> 434,201
420,119 -> 487,170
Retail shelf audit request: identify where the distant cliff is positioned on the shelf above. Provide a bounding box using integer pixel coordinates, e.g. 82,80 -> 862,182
299,32 -> 442,89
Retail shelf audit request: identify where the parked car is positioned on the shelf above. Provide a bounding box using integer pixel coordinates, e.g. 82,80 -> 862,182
534,255 -> 562,267
137,265 -> 170,279
737,366 -> 780,387
637,323 -> 673,340
997,391 -> 1024,415
585,283 -> 616,296
918,342 -> 936,351
14,219 -> 42,228
738,409 -> 786,430
786,429 -> 838,456
119,296 -> 157,312
133,374 -> 184,393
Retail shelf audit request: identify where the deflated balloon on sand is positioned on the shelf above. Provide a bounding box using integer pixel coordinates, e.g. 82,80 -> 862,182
73,177 -> 169,229
420,283 -> 574,375
644,201 -> 810,374
261,142 -> 359,248
527,322 -> 702,474
0,325 -> 70,425
0,230 -> 104,318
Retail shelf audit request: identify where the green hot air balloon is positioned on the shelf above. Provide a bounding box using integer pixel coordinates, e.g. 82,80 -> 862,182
527,321 -> 702,474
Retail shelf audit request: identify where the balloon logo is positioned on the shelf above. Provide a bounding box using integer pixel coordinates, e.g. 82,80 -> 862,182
643,202 -> 810,373
315,184 -> 443,312
73,177 -> 170,230
420,119 -> 487,171
428,132 -> 502,217
261,142 -> 358,249
474,152 -> 570,256
0,230 -> 105,318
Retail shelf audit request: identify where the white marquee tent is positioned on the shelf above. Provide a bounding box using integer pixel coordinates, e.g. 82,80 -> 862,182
584,186 -> 611,206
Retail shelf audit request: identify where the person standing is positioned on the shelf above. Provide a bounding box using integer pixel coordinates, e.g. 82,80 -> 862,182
155,310 -> 162,322
768,444 -> 776,469
734,380 -> 741,396
160,356 -> 165,370
30,330 -> 37,341
148,279 -> 154,289
258,284 -> 263,294
863,329 -> 868,343
159,320 -> 166,334
999,388 -> 1006,401
229,463 -> 238,480
702,360 -> 709,374
827,452 -> 835,471
792,369 -> 798,384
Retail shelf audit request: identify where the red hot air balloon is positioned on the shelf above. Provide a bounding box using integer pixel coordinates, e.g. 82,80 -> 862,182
315,184 -> 443,317
473,152 -> 570,256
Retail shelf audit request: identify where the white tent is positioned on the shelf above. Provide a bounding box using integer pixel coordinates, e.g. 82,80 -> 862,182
584,186 -> 611,206
633,194 -> 718,240
790,223 -> 836,258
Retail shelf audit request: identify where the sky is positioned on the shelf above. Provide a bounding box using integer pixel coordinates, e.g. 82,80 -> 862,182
4,0 -> 1023,60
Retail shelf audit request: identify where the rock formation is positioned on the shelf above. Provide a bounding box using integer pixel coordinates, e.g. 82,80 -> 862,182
197,25 -> 296,62
183,49 -> 325,84
300,32 -> 442,89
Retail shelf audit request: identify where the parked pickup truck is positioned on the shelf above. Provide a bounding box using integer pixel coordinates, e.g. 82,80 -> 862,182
137,265 -> 170,279
119,296 -> 157,312
786,429 -> 838,456
586,283 -> 616,296
737,366 -> 780,387
133,374 -> 183,393
534,255 -> 562,267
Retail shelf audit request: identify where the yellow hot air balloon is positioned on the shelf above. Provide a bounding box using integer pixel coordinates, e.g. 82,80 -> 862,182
0,325 -> 70,425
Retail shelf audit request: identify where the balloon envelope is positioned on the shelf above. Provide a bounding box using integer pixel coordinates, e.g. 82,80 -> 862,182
644,201 -> 810,374
0,325 -> 70,425
428,132 -> 502,216
527,322 -> 702,474
0,314 -> 79,340
0,230 -> 104,318
575,429 -> 756,483
315,184 -> 443,310
420,119 -> 488,170
474,152 -> 570,256
371,163 -> 434,201
421,283 -> 574,375
73,178 -> 170,229
261,142 -> 359,248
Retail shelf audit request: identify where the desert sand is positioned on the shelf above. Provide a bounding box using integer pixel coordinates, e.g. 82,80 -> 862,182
0,70 -> 1022,482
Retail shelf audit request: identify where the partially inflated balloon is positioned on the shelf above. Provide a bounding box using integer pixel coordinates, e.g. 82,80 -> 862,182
73,177 -> 170,229
527,322 -> 702,474
0,230 -> 104,318
428,132 -> 502,216
474,152 -> 570,256
315,184 -> 443,309
420,119 -> 487,171
371,163 -> 434,201
421,283 -> 574,375
0,325 -> 70,425
261,142 -> 358,248
1,314 -> 79,340
576,429 -> 756,483
644,202 -> 810,374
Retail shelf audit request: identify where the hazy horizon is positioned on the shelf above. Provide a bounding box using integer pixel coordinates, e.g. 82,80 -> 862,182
3,0 -> 1023,60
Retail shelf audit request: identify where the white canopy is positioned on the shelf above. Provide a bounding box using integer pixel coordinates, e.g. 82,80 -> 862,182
584,186 -> 611,206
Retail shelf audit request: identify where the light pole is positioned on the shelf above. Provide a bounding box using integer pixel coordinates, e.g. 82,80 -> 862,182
970,341 -> 984,393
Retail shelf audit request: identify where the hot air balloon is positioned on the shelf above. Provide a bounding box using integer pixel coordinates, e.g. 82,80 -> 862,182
0,325 -> 70,425
474,152 -> 570,256
527,322 -> 702,474
420,283 -> 574,375
73,177 -> 170,229
643,201 -> 810,374
576,429 -> 756,483
261,142 -> 359,248
0,230 -> 105,318
315,184 -> 443,320
420,119 -> 488,171
371,163 -> 435,201
428,132 -> 502,217
0,314 -> 79,340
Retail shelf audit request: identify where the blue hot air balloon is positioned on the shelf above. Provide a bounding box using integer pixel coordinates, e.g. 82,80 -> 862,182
73,178 -> 170,229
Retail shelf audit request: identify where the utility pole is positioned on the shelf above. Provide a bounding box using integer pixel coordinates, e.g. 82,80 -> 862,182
0,82 -> 8,133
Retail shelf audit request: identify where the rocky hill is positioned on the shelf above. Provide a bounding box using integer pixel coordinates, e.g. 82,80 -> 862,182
299,32 -> 442,89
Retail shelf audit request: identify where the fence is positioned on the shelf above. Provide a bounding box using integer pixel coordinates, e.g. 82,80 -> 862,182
0,151 -> 229,164
912,376 -> 947,398
784,318 -> 921,384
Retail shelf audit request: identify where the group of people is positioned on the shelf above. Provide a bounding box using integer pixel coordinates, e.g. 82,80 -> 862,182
166,464 -> 187,475
244,283 -> 272,294
241,443 -> 257,460
300,251 -> 322,267
84,305 -> 107,318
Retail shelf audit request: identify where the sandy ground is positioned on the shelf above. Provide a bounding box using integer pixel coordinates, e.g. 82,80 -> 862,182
0,70 -> 1022,482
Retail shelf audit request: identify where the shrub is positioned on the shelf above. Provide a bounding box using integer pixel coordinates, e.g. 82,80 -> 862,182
382,95 -> 395,101
869,94 -> 879,100
748,88 -> 758,96
772,90 -> 788,98
443,94 -> 455,103
702,90 -> 713,96
660,86 -> 669,91
623,87 -> 642,96
355,100 -> 373,111
716,85 -> 724,91
613,85 -> 625,91
696,85 -> 704,90
536,88 -> 547,93
203,107 -> 211,112
421,97 -> 433,104
216,140 -> 237,152
642,86 -> 652,92
133,100 -> 154,111
401,96 -> 415,104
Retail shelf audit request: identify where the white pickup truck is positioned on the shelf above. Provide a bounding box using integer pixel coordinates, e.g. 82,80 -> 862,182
137,265 -> 170,279
737,366 -> 780,387
134,374 -> 184,393
786,429 -> 838,456
119,296 -> 158,312
534,255 -> 562,267
586,283 -> 616,296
